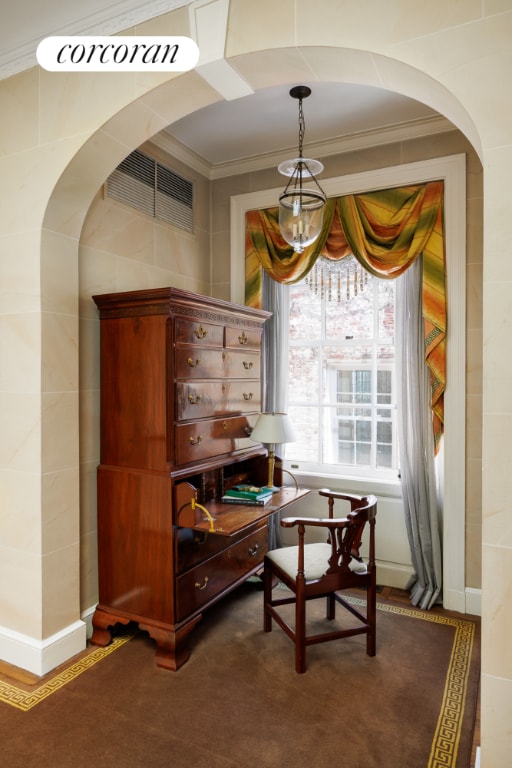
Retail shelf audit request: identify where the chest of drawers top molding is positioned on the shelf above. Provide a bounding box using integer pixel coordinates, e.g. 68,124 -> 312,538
93,286 -> 271,330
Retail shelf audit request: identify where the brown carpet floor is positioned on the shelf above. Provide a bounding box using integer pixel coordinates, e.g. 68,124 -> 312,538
0,583 -> 480,768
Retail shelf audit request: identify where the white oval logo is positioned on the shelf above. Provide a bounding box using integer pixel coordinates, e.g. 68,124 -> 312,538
36,36 -> 199,72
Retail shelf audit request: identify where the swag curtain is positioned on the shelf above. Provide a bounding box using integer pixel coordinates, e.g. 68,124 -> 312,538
245,180 -> 446,608
245,181 -> 446,451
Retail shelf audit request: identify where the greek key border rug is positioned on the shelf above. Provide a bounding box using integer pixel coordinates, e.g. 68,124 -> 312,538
0,596 -> 478,768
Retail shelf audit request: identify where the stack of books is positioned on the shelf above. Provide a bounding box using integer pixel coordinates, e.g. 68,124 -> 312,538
221,484 -> 273,506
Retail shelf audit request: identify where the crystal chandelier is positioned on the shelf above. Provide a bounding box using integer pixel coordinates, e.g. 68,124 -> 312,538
305,253 -> 370,304
278,86 -> 326,253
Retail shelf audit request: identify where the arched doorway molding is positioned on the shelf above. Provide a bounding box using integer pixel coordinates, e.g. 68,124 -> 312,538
39,45 -> 481,662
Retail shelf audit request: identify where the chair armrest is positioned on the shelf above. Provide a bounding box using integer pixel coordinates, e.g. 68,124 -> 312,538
281,516 -> 349,529
318,488 -> 364,502
318,488 -> 365,511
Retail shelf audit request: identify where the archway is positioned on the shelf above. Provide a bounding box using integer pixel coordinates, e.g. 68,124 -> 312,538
40,44 -> 481,650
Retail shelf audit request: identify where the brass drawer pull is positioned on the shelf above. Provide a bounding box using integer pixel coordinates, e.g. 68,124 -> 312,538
243,360 -> 253,370
194,325 -> 208,339
248,545 -> 260,557
222,384 -> 227,394
243,392 -> 253,400
195,576 -> 209,591
238,331 -> 248,345
188,394 -> 202,404
189,435 -> 203,445
223,421 -> 228,431
187,357 -> 201,368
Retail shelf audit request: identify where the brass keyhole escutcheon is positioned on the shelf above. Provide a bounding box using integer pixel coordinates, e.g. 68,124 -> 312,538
194,325 -> 208,339
238,331 -> 248,345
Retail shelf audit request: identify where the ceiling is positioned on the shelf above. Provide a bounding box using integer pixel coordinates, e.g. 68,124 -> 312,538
164,81 -> 439,170
2,0 -> 448,174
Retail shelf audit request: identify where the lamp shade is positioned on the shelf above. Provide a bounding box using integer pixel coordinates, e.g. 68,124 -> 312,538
250,412 -> 296,445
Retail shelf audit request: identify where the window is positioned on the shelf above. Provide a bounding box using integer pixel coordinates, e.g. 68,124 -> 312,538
284,255 -> 397,480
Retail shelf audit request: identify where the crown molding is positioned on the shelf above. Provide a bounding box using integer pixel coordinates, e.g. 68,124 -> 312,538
151,132 -> 213,178
0,0 -> 191,81
151,114 -> 456,181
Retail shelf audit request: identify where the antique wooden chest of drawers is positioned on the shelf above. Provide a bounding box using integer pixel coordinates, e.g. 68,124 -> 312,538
89,287 -> 276,669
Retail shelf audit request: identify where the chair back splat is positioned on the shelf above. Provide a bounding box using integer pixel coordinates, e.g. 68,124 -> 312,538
263,490 -> 377,673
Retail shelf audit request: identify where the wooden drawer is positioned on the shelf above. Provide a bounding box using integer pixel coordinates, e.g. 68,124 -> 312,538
175,347 -> 260,380
175,526 -> 229,574
175,414 -> 258,465
176,381 -> 261,421
175,318 -> 223,347
224,326 -> 262,350
176,524 -> 267,621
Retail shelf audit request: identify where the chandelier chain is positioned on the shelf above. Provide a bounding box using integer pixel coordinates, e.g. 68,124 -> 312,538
298,97 -> 305,158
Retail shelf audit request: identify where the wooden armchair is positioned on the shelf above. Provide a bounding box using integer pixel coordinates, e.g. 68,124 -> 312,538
263,489 -> 377,673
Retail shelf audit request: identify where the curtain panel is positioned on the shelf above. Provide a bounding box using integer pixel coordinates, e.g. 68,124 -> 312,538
245,181 -> 446,451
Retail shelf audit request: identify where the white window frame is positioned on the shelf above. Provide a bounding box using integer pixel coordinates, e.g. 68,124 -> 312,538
231,154 -> 467,613
285,275 -> 398,480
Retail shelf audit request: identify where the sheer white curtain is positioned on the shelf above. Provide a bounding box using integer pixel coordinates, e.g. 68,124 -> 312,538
261,271 -> 289,413
261,271 -> 290,549
396,256 -> 442,609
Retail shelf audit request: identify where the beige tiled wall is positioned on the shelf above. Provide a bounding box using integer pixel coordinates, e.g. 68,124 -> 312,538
78,143 -> 211,609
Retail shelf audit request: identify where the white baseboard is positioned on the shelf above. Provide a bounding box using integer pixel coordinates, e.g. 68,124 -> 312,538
376,561 -> 415,590
0,619 -> 87,676
81,605 -> 97,639
378,573 -> 481,617
465,587 -> 481,617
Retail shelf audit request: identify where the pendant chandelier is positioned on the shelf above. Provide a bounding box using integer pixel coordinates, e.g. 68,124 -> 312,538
305,253 -> 370,304
278,85 -> 326,253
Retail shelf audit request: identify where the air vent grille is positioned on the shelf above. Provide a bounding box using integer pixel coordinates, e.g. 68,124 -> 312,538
107,149 -> 194,233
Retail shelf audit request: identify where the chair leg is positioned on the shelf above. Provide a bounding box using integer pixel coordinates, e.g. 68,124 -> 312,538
326,593 -> 335,620
263,563 -> 273,633
295,578 -> 306,673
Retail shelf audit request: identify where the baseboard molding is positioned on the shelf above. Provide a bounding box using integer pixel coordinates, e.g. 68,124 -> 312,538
376,561 -> 415,591
379,570 -> 481,617
81,605 -> 97,639
465,587 -> 481,617
0,619 -> 87,676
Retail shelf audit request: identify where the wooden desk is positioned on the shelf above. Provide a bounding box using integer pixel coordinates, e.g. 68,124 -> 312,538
177,486 -> 311,536
92,484 -> 309,671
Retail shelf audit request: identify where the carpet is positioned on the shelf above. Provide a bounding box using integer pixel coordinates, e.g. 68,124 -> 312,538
0,584 -> 479,768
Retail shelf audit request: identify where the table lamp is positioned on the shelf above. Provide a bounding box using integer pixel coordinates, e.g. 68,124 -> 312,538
250,412 -> 296,491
